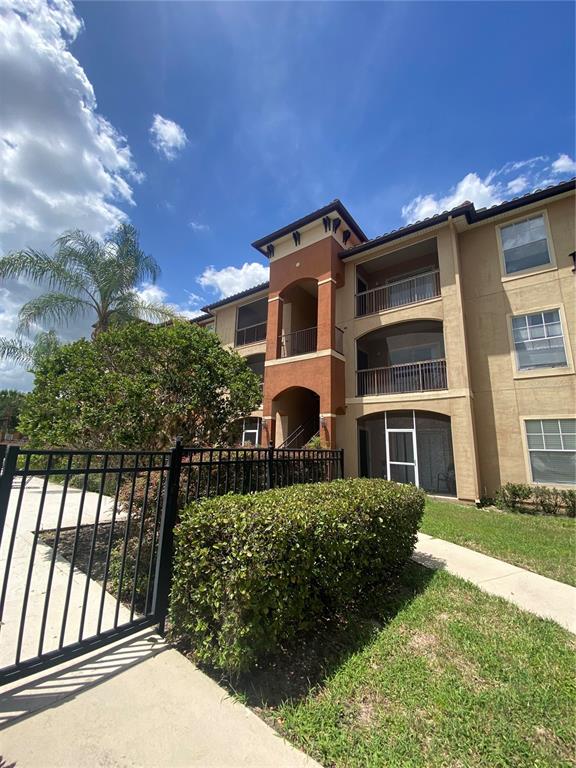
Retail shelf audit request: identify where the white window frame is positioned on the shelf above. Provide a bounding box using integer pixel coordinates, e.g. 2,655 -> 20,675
496,210 -> 556,280
511,309 -> 568,372
522,417 -> 576,486
506,304 -> 574,379
241,417 -> 261,447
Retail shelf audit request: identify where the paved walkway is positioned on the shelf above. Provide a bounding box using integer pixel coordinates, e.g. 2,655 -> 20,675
414,532 -> 576,634
0,478 -> 131,669
0,629 -> 319,767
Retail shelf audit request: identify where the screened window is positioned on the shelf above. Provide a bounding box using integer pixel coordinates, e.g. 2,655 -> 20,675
511,310 -> 567,370
500,214 -> 551,275
235,299 -> 267,346
525,419 -> 576,485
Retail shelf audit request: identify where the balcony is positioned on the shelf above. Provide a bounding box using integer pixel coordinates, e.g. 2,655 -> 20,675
357,359 -> 447,396
356,269 -> 440,318
280,326 -> 317,358
235,321 -> 267,347
278,326 -> 344,358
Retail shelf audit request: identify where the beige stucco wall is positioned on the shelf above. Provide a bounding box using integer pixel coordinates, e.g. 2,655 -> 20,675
268,218 -> 360,263
459,193 -> 576,494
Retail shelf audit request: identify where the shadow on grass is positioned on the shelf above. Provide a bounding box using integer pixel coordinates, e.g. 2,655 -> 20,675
199,560 -> 439,711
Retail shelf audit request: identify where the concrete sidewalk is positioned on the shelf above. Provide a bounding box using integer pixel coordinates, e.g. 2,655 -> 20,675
414,532 -> 576,634
0,629 -> 320,768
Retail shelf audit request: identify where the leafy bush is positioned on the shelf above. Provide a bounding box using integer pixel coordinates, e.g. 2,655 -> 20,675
495,482 -> 575,516
495,483 -> 533,512
19,321 -> 261,450
532,486 -> 564,516
169,478 -> 425,672
560,489 -> 576,518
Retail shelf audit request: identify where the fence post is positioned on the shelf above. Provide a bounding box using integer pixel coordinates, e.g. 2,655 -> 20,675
153,437 -> 183,634
339,449 -> 345,480
0,445 -> 18,551
266,441 -> 274,489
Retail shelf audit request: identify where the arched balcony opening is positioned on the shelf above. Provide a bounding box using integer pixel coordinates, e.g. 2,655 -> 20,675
356,320 -> 447,396
279,279 -> 318,358
273,386 -> 320,448
358,410 -> 456,495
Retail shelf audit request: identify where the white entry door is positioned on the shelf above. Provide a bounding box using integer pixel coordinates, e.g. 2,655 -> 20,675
386,424 -> 419,487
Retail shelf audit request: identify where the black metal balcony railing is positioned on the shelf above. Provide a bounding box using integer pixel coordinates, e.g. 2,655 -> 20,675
356,269 -> 441,317
235,321 -> 267,347
280,327 -> 318,358
356,359 -> 448,396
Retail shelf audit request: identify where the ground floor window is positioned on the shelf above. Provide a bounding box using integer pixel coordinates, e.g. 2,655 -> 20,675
525,418 -> 576,484
241,417 -> 261,447
358,410 -> 455,495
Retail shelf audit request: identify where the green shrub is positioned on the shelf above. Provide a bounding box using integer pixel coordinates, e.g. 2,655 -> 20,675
169,478 -> 425,672
532,486 -> 564,516
494,482 -> 575,516
495,482 -> 532,512
561,489 -> 576,518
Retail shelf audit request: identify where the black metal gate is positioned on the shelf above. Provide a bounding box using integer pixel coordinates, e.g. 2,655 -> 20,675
0,441 -> 343,685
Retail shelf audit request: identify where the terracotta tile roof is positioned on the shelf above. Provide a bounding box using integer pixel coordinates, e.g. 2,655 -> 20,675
341,178 -> 575,259
201,281 -> 270,314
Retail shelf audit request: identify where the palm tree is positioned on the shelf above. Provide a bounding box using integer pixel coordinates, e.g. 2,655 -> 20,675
0,224 -> 177,338
0,330 -> 60,367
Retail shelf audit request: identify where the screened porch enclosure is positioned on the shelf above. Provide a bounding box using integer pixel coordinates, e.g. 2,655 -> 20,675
358,410 -> 456,495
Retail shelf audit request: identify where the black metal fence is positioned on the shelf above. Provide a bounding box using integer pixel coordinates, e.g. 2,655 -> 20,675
0,442 -> 343,684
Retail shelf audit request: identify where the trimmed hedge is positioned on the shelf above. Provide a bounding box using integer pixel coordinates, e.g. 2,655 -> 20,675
169,478 -> 425,672
495,483 -> 576,517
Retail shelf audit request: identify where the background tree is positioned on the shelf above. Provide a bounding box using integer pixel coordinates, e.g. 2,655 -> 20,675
19,321 -> 262,450
0,224 -> 176,340
0,389 -> 28,434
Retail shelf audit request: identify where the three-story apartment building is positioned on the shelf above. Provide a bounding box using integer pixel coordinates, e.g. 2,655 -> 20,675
195,179 -> 576,502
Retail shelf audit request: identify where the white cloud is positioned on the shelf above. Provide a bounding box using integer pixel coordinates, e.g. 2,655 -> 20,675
150,114 -> 188,160
136,283 -> 168,305
0,0 -> 141,390
188,220 -> 210,232
197,262 -> 269,299
551,153 -> 576,175
401,173 -> 503,223
136,283 -> 203,320
506,176 -> 529,195
401,154 -> 575,223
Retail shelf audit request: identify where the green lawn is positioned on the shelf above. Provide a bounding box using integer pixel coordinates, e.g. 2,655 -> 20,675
421,498 -> 576,586
259,565 -> 576,768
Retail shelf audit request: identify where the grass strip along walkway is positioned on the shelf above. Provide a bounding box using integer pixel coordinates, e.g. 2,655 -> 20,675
258,564 -> 575,768
421,498 -> 576,586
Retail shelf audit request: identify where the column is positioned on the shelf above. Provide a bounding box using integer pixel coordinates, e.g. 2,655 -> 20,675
317,278 -> 335,351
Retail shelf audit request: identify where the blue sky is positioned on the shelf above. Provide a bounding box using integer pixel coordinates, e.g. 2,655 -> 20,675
1,0 -> 575,388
